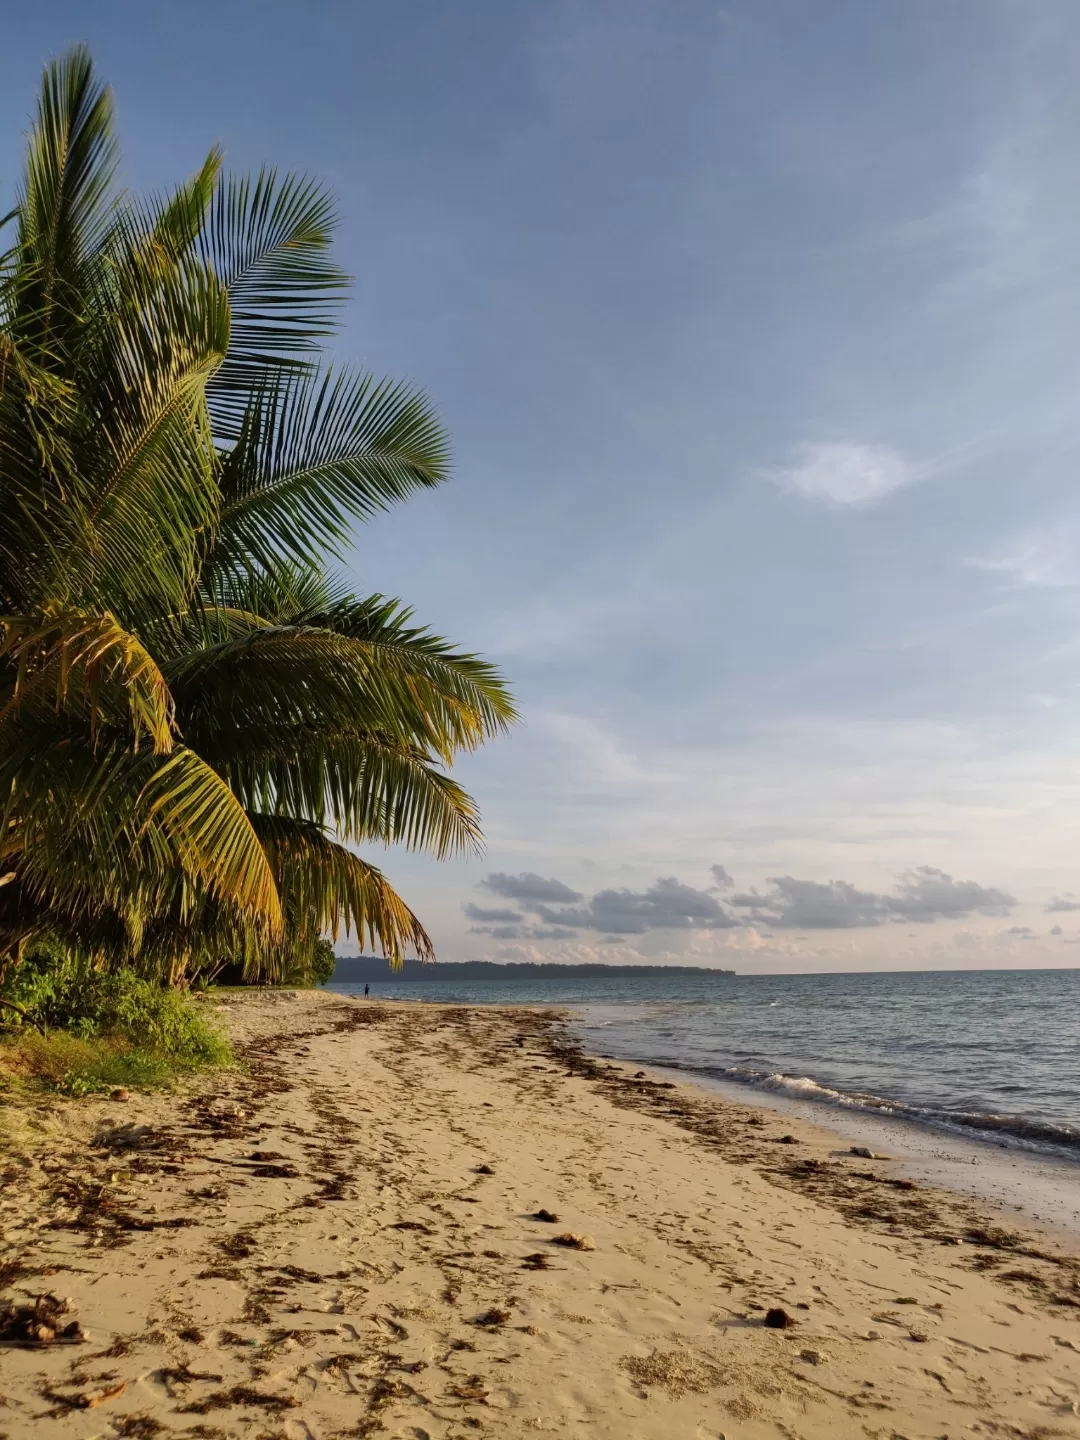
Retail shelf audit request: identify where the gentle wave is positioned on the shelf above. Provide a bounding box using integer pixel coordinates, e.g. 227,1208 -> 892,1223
334,969 -> 1080,1165
639,1056 -> 1080,1157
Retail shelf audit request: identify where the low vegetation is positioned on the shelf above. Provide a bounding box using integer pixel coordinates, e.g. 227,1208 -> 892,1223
0,944 -> 230,1094
0,933 -> 339,1094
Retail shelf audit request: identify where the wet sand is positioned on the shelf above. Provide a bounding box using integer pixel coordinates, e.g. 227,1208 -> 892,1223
1,990 -> 1079,1438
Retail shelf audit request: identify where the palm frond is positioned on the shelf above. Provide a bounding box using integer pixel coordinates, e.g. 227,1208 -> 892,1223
208,729 -> 484,856
146,148 -> 223,262
0,606 -> 176,753
0,340 -> 79,607
137,747 -> 281,929
71,254 -> 230,617
251,813 -> 433,965
12,45 -> 118,354
209,368 -> 448,573
198,555 -> 341,624
300,593 -> 518,746
167,601 -> 515,760
197,171 -> 349,437
0,734 -> 281,942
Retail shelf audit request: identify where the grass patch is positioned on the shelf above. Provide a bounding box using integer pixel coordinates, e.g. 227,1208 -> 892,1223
0,1027 -> 229,1096
1,958 -> 231,1096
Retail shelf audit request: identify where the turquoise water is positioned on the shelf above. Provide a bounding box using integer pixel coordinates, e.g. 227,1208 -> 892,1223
329,968 -> 1080,1159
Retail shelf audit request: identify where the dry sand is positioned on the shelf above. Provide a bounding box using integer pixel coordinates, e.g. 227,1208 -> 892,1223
2,990 -> 1079,1439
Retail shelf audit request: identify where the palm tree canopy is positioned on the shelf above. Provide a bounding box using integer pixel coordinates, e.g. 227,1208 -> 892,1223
0,46 -> 516,980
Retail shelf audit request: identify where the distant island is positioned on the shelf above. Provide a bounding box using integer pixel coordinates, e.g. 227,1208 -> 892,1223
330,957 -> 735,983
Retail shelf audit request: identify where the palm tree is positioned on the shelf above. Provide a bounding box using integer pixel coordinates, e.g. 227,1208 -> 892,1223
0,47 -> 515,985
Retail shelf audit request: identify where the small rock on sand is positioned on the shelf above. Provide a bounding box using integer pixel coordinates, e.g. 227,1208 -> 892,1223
764,1307 -> 795,1329
849,1146 -> 875,1159
551,1232 -> 595,1251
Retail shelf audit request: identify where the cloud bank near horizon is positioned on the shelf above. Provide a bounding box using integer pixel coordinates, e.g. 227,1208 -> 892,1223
728,867 -> 1015,929
465,865 -> 1017,941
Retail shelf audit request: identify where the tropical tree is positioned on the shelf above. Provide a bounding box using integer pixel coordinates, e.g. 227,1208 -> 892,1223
0,47 -> 515,986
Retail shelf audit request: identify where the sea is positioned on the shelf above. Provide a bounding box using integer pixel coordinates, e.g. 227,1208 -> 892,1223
329,967 -> 1080,1166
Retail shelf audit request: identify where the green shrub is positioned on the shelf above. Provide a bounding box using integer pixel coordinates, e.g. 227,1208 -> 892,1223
0,941 -> 230,1093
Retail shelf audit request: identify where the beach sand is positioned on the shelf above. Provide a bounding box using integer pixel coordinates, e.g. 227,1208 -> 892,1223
2,990 -> 1079,1438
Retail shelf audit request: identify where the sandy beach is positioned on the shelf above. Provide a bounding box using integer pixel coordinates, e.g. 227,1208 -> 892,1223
2,991 -> 1079,1439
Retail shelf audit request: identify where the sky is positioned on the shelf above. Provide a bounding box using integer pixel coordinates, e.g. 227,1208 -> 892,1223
4,2 -> 1080,973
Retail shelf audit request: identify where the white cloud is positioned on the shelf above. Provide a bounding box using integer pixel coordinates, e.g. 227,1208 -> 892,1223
767,441 -> 922,508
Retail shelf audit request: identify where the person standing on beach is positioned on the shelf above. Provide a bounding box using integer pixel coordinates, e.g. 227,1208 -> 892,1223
364,984 -> 370,997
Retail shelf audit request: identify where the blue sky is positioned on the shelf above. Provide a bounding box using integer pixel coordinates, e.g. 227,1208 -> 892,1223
5,2 -> 1080,971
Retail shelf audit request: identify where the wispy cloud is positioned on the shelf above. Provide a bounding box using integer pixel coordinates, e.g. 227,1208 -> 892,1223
765,441 -> 926,508
964,532 -> 1080,589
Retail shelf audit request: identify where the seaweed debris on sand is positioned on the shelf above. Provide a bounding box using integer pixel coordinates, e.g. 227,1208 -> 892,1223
0,990 -> 1078,1439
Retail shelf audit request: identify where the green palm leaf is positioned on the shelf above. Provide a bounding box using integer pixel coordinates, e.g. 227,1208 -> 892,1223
210,367 -> 449,573
0,605 -> 176,753
12,44 -> 117,355
1,734 -> 282,940
143,148 -> 223,263
137,748 -> 282,929
213,731 -> 484,856
166,618 -> 513,760
197,170 -> 348,437
70,254 -> 229,618
251,813 -> 433,965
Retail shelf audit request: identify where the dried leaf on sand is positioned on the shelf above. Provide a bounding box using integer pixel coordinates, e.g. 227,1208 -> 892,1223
78,1380 -> 127,1408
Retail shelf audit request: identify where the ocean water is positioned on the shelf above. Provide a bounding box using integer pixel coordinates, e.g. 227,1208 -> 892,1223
329,968 -> 1080,1163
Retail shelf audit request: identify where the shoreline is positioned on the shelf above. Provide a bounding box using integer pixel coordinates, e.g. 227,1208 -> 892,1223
338,984 -> 1080,1242
666,1062 -> 1080,1247
2,991 -> 1079,1437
